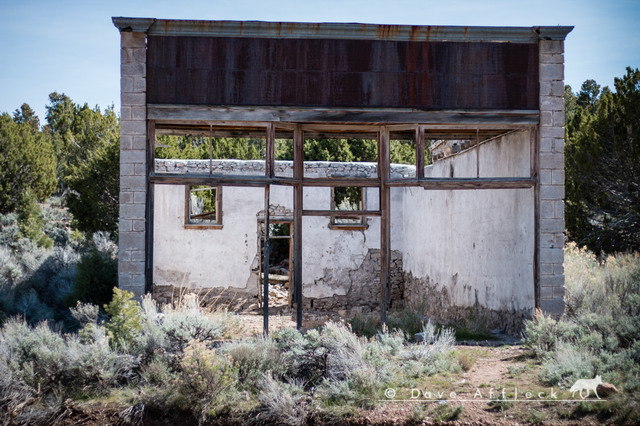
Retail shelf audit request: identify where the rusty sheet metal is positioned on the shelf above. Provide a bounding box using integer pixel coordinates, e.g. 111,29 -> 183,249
147,36 -> 538,110
112,18 -> 572,43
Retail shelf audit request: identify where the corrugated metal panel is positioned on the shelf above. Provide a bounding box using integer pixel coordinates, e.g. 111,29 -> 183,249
147,36 -> 538,110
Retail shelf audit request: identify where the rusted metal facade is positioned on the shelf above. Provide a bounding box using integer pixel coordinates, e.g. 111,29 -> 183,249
147,36 -> 539,110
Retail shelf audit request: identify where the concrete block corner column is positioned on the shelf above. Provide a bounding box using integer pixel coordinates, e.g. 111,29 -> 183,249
116,26 -> 149,297
538,39 -> 567,317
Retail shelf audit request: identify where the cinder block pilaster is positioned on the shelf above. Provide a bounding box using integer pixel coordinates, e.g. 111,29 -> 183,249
118,31 -> 147,297
538,40 -> 566,316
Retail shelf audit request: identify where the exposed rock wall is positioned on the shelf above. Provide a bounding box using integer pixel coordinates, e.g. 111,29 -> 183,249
301,249 -> 404,314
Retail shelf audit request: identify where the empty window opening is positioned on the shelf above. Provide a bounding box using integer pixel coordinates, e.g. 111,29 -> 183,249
331,186 -> 366,228
274,130 -> 294,178
303,131 -> 378,178
154,126 -> 267,175
185,185 -> 222,227
390,130 -> 418,179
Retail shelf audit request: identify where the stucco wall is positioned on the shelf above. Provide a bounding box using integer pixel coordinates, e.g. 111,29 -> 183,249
153,161 -> 405,305
401,131 -> 535,333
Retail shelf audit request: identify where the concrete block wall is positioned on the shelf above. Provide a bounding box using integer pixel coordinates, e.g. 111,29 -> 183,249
538,40 -> 566,315
118,31 -> 147,297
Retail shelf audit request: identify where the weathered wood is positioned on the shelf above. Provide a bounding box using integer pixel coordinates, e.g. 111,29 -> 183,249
302,209 -> 381,217
263,185 -> 270,335
150,173 -> 295,187
379,127 -> 391,326
148,105 -> 539,125
266,123 -> 275,178
293,125 -> 303,330
532,127 -> 540,309
300,177 -> 380,187
416,126 -> 425,179
146,122 -> 156,294
387,177 -> 536,190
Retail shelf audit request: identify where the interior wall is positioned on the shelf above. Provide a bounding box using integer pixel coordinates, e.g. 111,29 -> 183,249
401,130 -> 535,332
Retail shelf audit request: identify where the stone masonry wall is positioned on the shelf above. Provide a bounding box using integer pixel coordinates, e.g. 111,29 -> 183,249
118,31 -> 148,297
538,40 -> 566,316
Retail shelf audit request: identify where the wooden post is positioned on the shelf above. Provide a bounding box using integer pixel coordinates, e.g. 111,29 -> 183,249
263,123 -> 276,335
145,121 -> 156,294
293,125 -> 304,330
263,185 -> 271,335
531,127 -> 540,309
416,126 -> 425,180
379,126 -> 391,327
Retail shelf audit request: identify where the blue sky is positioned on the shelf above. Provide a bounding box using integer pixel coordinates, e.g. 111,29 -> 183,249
1,0 -> 639,121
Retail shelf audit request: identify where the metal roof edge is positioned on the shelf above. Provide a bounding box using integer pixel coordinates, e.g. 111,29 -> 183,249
112,17 -> 573,42
112,17 -> 156,32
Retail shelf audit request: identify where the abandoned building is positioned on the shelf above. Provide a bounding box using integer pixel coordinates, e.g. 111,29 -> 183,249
113,17 -> 572,334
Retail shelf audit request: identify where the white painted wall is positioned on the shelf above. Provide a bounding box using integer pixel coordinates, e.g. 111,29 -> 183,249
402,130 -> 535,313
153,162 -> 390,299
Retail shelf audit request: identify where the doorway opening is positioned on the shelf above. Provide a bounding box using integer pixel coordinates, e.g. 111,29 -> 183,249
258,221 -> 293,308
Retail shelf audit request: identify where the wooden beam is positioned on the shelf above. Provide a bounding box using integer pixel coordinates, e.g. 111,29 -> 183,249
266,123 -> 275,178
531,127 -> 540,309
379,126 -> 391,326
263,185 -> 271,335
302,209 -> 381,217
416,126 -> 425,180
148,104 -> 539,125
386,177 -> 536,189
300,177 -> 380,187
146,121 -> 156,294
293,125 -> 304,330
149,173 -> 294,187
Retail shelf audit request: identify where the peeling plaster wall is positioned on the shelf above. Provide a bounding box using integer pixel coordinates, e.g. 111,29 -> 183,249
153,161 -> 404,305
402,131 -> 535,333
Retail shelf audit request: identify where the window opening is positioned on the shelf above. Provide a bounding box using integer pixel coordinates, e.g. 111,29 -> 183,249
390,130 -> 417,179
154,126 -> 267,176
331,186 -> 366,227
303,131 -> 378,178
185,185 -> 221,227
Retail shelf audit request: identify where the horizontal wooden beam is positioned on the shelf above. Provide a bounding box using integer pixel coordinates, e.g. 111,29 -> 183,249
387,177 -> 536,189
148,105 -> 539,125
301,177 -> 380,187
151,173 -> 535,190
150,173 -> 294,187
303,209 -> 381,217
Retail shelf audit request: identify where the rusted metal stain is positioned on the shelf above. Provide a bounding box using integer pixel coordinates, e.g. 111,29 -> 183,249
147,36 -> 539,110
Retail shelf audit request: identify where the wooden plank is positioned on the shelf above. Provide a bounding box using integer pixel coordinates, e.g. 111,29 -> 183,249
416,126 -> 425,179
302,209 -> 381,217
148,104 -> 539,125
379,126 -> 391,326
301,177 -> 380,187
263,185 -> 270,335
146,121 -> 156,294
266,123 -> 275,178
531,127 -> 540,309
391,177 -> 536,190
149,173 -> 295,187
293,125 -> 303,330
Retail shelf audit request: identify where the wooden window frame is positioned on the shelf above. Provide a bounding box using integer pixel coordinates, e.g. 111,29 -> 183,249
184,185 -> 223,229
328,186 -> 368,230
